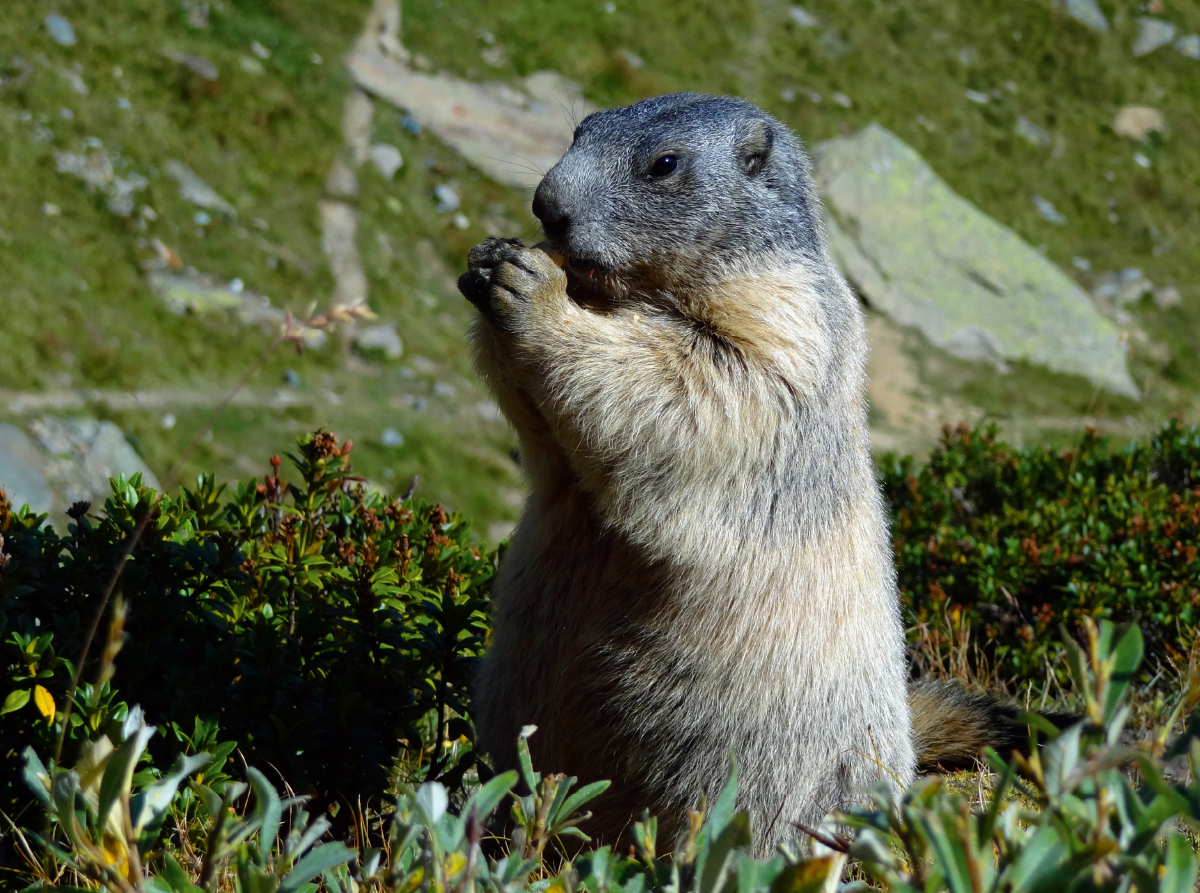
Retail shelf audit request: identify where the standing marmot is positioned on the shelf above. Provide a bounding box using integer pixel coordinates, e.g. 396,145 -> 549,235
459,93 -> 1030,852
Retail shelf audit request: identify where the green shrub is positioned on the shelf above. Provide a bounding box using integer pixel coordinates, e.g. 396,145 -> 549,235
0,431 -> 495,830
16,620 -> 1200,893
6,419 -> 1200,887
885,418 -> 1200,691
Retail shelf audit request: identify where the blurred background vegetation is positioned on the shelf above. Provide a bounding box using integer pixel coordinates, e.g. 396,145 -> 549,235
1,0 -> 1197,540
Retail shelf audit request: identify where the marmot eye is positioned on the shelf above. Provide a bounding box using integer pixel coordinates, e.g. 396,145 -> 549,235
650,154 -> 678,177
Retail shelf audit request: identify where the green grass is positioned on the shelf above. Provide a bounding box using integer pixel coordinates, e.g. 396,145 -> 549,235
1,0 -> 1197,532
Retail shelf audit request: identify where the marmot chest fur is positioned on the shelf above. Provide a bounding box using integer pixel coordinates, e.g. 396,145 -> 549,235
459,92 -> 951,851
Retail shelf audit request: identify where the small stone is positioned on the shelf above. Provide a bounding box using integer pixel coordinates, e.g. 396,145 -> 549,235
239,56 -> 265,75
616,49 -> 644,69
433,381 -> 457,398
452,213 -> 470,230
161,413 -> 176,430
354,324 -> 404,360
44,14 -> 78,47
59,107 -> 73,120
1176,34 -> 1200,59
964,89 -> 990,104
341,89 -> 374,166
369,143 -> 404,179
780,87 -> 796,102
59,68 -> 88,95
381,428 -> 405,447
1133,18 -> 1177,56
819,29 -> 850,58
163,48 -> 219,80
481,46 -> 507,67
1014,115 -> 1052,148
325,160 -> 359,197
1113,106 -> 1164,141
251,41 -> 271,59
165,160 -> 237,216
107,174 -> 147,216
476,400 -> 503,421
400,113 -> 422,135
1032,194 -> 1066,225
788,6 -> 820,27
602,1 -> 616,11
1094,268 -> 1154,306
193,210 -> 211,226
833,92 -> 852,108
1062,0 -> 1107,32
1133,152 -> 1152,168
116,97 -> 132,110
434,183 -> 460,213
311,53 -> 323,64
1072,257 -> 1091,271
188,2 -> 210,28
42,202 -> 61,216
1153,286 -> 1182,309
284,368 -> 301,387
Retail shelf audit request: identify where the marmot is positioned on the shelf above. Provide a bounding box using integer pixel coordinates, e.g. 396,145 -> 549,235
458,93 -> 1039,852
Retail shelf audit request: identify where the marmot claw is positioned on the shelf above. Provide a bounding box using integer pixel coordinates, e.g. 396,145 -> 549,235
458,239 -> 565,329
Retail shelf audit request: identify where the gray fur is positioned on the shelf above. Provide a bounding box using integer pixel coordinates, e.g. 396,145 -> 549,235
460,92 -> 915,854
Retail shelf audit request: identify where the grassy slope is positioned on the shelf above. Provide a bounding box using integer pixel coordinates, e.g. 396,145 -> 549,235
1,0 -> 1198,531
0,0 -> 531,530
403,0 -> 1200,420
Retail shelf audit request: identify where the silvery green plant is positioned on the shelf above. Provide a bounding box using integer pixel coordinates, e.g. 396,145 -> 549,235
20,621 -> 1200,893
840,619 -> 1200,893
21,708 -> 354,893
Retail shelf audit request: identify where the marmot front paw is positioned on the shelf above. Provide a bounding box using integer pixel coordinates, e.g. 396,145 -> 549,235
458,237 -> 566,330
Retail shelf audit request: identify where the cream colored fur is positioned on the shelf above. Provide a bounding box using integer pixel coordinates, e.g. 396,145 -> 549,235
468,244 -> 916,852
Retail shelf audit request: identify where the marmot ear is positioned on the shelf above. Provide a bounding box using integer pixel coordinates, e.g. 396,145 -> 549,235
738,119 -> 775,176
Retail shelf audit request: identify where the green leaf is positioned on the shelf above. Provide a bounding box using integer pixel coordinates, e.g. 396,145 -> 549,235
161,852 -> 205,893
1160,833 -> 1198,893
21,746 -> 52,808
1003,824 -> 1066,893
2,688 -> 31,715
517,726 -> 540,794
277,842 -> 357,893
768,857 -> 845,893
917,813 -> 974,893
1102,623 -> 1142,724
557,780 -> 612,826
131,751 -> 211,840
246,766 -> 284,862
708,753 -> 739,841
467,769 -> 518,821
700,812 -> 751,893
99,721 -> 157,834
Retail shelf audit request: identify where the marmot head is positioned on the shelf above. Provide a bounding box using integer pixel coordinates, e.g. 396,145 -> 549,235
532,92 -> 827,302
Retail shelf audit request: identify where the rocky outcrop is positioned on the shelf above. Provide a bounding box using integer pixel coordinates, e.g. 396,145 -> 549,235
0,418 -> 161,519
813,124 -> 1138,398
347,53 -> 592,190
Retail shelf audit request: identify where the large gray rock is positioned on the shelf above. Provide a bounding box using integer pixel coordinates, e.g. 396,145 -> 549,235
813,124 -> 1137,397
0,424 -> 53,514
28,418 -> 162,514
347,54 -> 592,189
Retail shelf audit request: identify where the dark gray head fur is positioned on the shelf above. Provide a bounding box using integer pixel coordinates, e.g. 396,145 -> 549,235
533,92 -> 826,288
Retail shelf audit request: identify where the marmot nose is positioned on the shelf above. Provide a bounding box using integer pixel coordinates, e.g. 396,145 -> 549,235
532,184 -> 571,242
